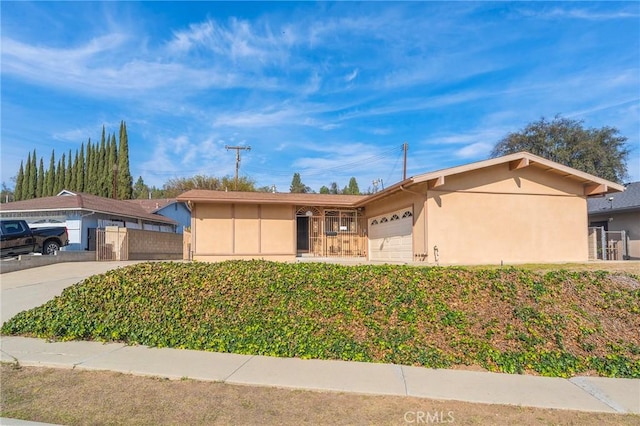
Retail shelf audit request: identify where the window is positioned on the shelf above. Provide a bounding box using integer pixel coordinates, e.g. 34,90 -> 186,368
1,221 -> 26,235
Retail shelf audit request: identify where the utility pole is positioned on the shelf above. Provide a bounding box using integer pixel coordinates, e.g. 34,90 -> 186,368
402,142 -> 408,180
225,145 -> 251,190
372,179 -> 384,193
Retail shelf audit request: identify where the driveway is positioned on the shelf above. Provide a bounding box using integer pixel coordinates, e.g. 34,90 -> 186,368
1,261 -> 143,324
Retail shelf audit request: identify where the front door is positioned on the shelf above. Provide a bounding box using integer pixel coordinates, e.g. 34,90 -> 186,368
296,216 -> 309,252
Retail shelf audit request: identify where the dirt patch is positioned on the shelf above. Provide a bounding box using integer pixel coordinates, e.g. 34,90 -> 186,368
609,274 -> 640,289
1,364 -> 638,426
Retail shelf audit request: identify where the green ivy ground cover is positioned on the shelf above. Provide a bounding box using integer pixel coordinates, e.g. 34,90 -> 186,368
2,260 -> 639,378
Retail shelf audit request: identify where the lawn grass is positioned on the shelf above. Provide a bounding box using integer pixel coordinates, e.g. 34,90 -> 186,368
3,363 -> 639,426
2,260 -> 639,378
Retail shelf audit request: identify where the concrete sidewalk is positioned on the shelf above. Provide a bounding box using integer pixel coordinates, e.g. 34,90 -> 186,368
1,261 -> 639,419
1,336 -> 638,415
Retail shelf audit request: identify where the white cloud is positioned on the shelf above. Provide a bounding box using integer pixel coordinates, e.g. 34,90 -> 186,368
345,68 -> 359,83
455,142 -> 493,159
527,7 -> 640,21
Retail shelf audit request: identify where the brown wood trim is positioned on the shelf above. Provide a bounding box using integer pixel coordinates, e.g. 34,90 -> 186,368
584,183 -> 608,196
509,157 -> 530,170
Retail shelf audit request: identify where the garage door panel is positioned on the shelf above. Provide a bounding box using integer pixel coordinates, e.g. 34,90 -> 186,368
369,208 -> 413,262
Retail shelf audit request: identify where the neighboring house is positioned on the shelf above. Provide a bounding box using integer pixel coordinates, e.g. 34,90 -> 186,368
125,199 -> 191,234
588,181 -> 640,260
0,190 -> 178,251
178,152 -> 623,265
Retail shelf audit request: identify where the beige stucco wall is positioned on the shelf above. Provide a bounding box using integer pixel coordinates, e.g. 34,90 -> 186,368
191,203 -> 296,262
425,164 -> 588,265
188,162 -> 598,265
589,211 -> 640,260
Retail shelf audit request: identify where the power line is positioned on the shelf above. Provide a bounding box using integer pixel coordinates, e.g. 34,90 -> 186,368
137,144 -> 405,181
244,145 -> 403,176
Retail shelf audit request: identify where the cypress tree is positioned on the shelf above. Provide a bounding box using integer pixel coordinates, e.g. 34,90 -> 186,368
36,158 -> 44,198
76,143 -> 85,193
64,150 -> 72,190
108,134 -> 118,198
69,150 -> 77,191
14,162 -> 24,201
117,121 -> 133,199
23,151 -> 35,199
86,140 -> 94,194
98,132 -> 108,197
46,150 -> 56,196
28,149 -> 37,199
58,154 -> 66,193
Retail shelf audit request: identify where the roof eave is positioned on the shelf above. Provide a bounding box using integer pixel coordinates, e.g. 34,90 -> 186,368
0,206 -> 176,225
410,152 -> 625,195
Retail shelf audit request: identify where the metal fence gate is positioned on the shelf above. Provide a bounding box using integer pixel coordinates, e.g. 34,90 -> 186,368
96,227 -> 129,261
588,227 -> 627,261
298,207 -> 367,258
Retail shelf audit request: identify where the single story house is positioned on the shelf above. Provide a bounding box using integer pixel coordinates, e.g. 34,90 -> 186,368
0,190 -> 178,251
125,198 -> 191,234
177,152 -> 624,265
588,181 -> 640,260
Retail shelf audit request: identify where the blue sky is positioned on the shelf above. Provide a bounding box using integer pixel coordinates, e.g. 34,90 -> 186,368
2,1 -> 639,193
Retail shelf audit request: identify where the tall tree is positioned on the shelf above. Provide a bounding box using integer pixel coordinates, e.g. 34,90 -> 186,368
76,143 -> 85,193
319,185 -> 330,194
329,182 -> 339,194
24,151 -> 36,199
132,176 -> 150,199
46,151 -> 56,196
36,158 -> 45,197
85,140 -> 93,193
289,173 -> 310,193
14,162 -> 24,201
344,177 -> 360,195
117,121 -> 133,199
98,132 -> 108,197
108,134 -> 118,198
70,150 -> 78,191
57,154 -> 66,193
491,115 -> 630,183
64,150 -> 73,190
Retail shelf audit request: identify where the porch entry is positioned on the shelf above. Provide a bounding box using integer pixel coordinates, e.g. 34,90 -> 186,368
296,207 -> 366,257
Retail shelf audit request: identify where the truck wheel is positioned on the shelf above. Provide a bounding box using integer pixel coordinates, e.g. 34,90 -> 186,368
43,240 -> 60,255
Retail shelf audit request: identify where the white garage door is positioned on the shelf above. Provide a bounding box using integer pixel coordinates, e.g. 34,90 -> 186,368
368,208 -> 413,262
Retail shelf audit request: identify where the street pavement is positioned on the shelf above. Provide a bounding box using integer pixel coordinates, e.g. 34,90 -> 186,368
1,261 -> 639,424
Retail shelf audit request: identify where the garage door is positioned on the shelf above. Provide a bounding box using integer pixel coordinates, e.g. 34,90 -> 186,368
368,208 -> 413,262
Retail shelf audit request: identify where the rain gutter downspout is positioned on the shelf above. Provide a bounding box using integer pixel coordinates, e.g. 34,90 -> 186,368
400,185 -> 428,261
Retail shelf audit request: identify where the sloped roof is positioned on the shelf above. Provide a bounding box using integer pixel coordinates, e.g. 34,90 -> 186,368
0,191 -> 177,225
588,181 -> 640,214
178,190 -> 366,207
356,151 -> 625,207
177,152 -> 624,208
125,198 -> 184,214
